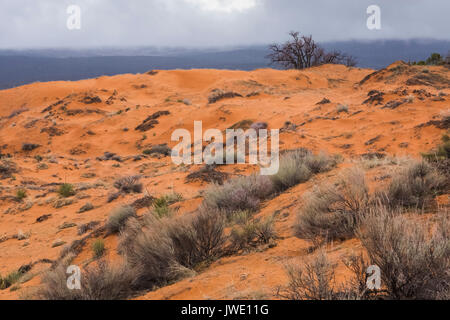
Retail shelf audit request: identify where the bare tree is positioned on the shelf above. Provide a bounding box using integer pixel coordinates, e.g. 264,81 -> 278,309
267,31 -> 357,70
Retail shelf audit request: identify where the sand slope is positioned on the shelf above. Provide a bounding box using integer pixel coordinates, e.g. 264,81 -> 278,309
0,62 -> 448,299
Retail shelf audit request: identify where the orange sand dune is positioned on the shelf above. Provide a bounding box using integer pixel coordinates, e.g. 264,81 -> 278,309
0,63 -> 448,299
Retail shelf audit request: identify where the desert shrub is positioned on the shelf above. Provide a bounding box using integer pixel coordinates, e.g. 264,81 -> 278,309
203,174 -> 274,215
382,160 -> 446,208
230,216 -> 276,250
77,221 -> 100,235
36,259 -> 134,300
16,188 -> 27,200
58,183 -> 75,197
303,151 -> 338,174
337,104 -> 349,113
113,175 -> 143,194
167,209 -> 226,268
119,216 -> 190,288
270,149 -> 313,192
280,251 -> 367,300
107,192 -> 120,203
152,193 -> 183,218
281,251 -> 339,300
143,144 -> 171,156
0,271 -> 22,290
186,164 -> 229,184
230,210 -> 253,225
78,202 -> 94,213
358,208 -> 450,299
119,209 -> 226,289
92,239 -> 105,258
295,168 -> 369,246
22,143 -> 40,152
0,160 -> 17,179
106,205 -> 136,234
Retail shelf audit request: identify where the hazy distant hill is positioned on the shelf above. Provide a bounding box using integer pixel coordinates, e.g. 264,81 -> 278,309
0,39 -> 448,90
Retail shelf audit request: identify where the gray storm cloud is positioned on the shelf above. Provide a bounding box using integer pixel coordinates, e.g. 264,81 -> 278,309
0,0 -> 449,48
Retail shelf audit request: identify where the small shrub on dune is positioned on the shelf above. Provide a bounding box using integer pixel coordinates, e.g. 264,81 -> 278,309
203,175 -> 274,215
58,183 -> 75,198
92,239 -> 105,258
270,150 -> 312,192
143,144 -> 172,157
113,175 -> 143,194
358,208 -> 450,299
119,215 -> 181,288
167,209 -> 226,268
106,205 -> 136,234
16,188 -> 27,200
230,215 -> 276,251
0,160 -> 17,179
22,143 -> 40,152
280,251 -> 368,300
271,149 -> 337,193
282,251 -> 339,300
304,151 -> 338,174
37,259 -> 134,300
119,208 -> 226,289
151,193 -> 183,218
0,271 -> 22,290
295,168 -> 369,246
382,160 -> 446,209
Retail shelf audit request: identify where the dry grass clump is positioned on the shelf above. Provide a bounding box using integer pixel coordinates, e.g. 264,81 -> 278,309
358,208 -> 450,299
0,159 -> 17,179
36,258 -> 134,300
295,168 -> 369,246
92,239 -> 105,258
22,143 -> 40,152
270,149 -> 336,192
280,251 -> 364,300
0,270 -> 23,290
113,175 -> 143,194
186,164 -> 229,185
230,215 -> 276,251
151,193 -> 183,218
381,160 -> 446,209
203,174 -> 274,215
58,183 -> 75,198
106,205 -> 136,234
118,208 -> 226,290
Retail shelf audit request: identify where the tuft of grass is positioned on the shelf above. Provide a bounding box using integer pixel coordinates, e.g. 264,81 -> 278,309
16,188 -> 27,200
0,271 -> 22,290
92,239 -> 105,258
203,174 -> 274,216
118,208 -> 226,290
0,160 -> 17,179
36,259 -> 134,300
337,104 -> 349,113
295,167 -> 369,246
381,160 -> 446,209
143,144 -> 171,156
230,215 -> 276,251
106,205 -> 136,234
58,183 -> 75,198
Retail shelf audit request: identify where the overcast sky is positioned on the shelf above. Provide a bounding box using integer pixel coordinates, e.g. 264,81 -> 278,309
1,0 -> 449,49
